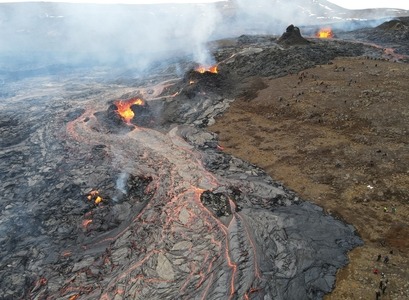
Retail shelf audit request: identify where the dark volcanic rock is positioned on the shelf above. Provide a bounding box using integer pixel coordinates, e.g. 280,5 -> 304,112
201,190 -> 231,217
278,24 -> 310,46
221,38 -> 376,80
106,103 -> 124,126
377,17 -> 409,30
180,67 -> 233,99
338,17 -> 409,58
130,101 -> 154,127
159,71 -> 234,128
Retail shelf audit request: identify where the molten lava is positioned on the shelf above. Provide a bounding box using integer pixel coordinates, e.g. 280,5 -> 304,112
82,219 -> 93,227
316,28 -> 334,39
87,190 -> 103,205
195,65 -> 218,74
114,97 -> 145,123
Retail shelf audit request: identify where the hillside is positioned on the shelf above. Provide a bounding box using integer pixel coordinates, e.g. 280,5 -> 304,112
209,56 -> 409,299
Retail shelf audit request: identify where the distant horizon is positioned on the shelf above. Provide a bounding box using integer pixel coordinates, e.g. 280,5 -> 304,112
0,0 -> 409,10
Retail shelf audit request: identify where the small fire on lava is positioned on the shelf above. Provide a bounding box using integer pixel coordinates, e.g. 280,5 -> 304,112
316,28 -> 334,39
195,65 -> 218,74
114,97 -> 145,123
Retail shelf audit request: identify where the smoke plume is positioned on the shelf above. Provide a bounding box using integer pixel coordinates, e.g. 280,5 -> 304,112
0,2 -> 221,73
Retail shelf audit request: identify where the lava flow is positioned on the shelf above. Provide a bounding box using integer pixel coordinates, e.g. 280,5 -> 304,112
114,97 -> 144,123
316,28 -> 334,38
195,65 -> 218,74
26,60 -> 362,299
54,110 -> 264,299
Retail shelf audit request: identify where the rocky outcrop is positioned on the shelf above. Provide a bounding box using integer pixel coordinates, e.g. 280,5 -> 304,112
278,24 -> 310,46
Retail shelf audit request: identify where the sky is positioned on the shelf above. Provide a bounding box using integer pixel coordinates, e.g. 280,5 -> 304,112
0,0 -> 408,10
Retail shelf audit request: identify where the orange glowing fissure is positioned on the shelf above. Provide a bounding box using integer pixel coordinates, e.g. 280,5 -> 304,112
317,28 -> 333,39
114,97 -> 145,123
82,219 -> 93,227
195,65 -> 218,74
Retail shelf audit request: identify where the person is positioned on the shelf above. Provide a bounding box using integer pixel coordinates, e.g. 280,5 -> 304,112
384,206 -> 388,213
382,283 -> 387,294
377,254 -> 382,261
379,279 -> 384,289
384,256 -> 389,264
375,289 -> 381,300
373,268 -> 379,275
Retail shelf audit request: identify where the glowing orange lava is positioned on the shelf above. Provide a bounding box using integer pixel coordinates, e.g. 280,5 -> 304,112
82,219 -> 93,227
61,250 -> 72,257
87,190 -> 103,205
114,97 -> 145,123
195,65 -> 218,74
316,28 -> 334,39
39,277 -> 47,286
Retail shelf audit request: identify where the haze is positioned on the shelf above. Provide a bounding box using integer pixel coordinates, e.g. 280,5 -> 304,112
1,0 -> 409,10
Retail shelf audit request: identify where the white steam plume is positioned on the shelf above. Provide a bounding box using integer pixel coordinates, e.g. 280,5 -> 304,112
0,2 -> 222,70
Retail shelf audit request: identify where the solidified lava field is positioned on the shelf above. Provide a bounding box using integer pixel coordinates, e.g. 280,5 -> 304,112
1,18 -> 408,300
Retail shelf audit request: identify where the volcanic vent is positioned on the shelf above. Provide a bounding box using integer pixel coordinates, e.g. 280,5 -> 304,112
105,96 -> 154,128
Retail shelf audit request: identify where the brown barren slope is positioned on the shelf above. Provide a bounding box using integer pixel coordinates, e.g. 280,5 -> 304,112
209,57 -> 409,299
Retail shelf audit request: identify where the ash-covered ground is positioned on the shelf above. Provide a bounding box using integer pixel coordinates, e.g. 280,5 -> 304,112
1,18 -> 407,300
